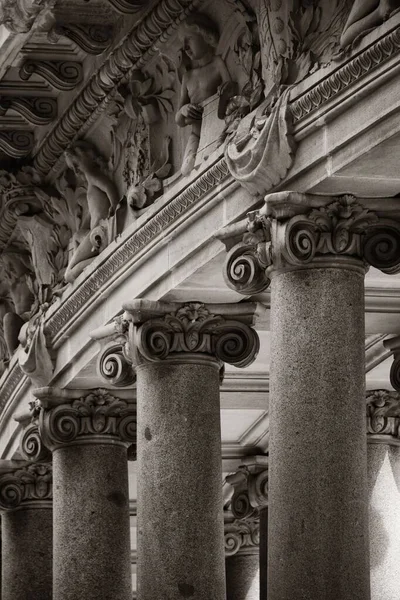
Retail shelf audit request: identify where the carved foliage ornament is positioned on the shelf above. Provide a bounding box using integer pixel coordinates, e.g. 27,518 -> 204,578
366,389 -> 400,438
0,463 -> 52,511
227,465 -> 268,520
0,0 -> 55,33
129,302 -> 259,369
220,193 -> 400,295
224,518 -> 260,557
38,389 -> 136,450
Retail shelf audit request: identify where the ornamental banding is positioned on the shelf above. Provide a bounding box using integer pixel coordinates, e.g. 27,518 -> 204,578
118,300 -> 261,369
0,462 -> 52,511
33,387 -> 136,451
217,192 -> 400,295
366,389 -> 400,442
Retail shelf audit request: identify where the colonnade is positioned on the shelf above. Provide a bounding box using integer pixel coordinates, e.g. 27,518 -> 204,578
0,191 -> 400,599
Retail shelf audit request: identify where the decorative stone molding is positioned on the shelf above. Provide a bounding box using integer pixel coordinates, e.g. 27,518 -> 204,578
0,131 -> 34,159
33,0 -> 198,175
51,24 -> 113,55
366,389 -> 400,443
0,96 -> 57,126
92,317 -> 135,388
226,456 -> 268,520
0,463 -> 52,511
20,60 -> 84,91
105,0 -> 146,13
217,192 -> 400,295
383,335 -> 400,391
34,387 -> 136,451
117,300 -> 261,369
224,518 -> 260,557
290,25 -> 400,122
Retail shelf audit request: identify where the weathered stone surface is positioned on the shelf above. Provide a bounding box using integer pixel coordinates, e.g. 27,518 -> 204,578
53,444 -> 132,600
268,266 -> 369,600
136,358 -> 226,600
226,553 -> 259,600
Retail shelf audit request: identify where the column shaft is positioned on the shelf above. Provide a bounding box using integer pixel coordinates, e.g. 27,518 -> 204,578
269,266 -> 370,599
259,507 -> 268,599
136,358 -> 226,600
2,506 -> 52,600
368,442 -> 400,600
53,444 -> 131,600
226,552 -> 259,600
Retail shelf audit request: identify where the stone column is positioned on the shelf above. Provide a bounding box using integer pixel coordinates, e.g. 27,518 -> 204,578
34,387 -> 136,600
225,516 -> 260,600
0,462 -> 52,600
227,455 -> 268,599
219,191 -> 400,600
95,300 -> 260,600
366,389 -> 400,600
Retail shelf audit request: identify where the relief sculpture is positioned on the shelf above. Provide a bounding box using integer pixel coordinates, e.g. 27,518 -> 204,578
340,0 -> 400,47
175,13 -> 232,176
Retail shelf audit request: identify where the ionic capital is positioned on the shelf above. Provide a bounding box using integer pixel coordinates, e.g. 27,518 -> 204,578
0,462 -> 52,511
93,301 -> 262,377
217,192 -> 400,295
367,389 -> 400,445
33,387 -> 136,451
224,517 -> 260,557
226,455 -> 268,519
383,335 -> 400,392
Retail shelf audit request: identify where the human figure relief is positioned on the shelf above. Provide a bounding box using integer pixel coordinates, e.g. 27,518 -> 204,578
63,142 -> 120,283
341,0 -> 400,47
175,13 -> 231,176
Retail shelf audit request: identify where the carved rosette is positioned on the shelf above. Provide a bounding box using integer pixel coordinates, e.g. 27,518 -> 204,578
0,463 -> 52,511
218,192 -> 400,295
120,300 -> 261,370
35,388 -> 136,451
224,518 -> 260,557
366,390 -> 400,442
226,456 -> 268,519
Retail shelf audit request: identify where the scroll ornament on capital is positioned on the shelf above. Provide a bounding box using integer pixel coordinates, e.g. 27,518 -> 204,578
124,301 -> 260,369
217,192 -> 400,295
226,460 -> 268,520
366,389 -> 400,439
0,463 -> 52,511
36,389 -> 136,450
15,400 -> 51,463
224,518 -> 260,557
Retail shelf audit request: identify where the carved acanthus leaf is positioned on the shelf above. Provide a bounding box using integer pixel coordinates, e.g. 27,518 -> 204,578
0,463 -> 52,511
224,518 -> 260,556
38,389 -> 136,450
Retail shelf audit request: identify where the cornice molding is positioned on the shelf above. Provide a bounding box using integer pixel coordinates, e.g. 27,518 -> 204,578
290,23 -> 400,123
33,0 -> 200,176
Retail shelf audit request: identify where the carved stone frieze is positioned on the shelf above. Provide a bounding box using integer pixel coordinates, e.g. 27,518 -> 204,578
0,96 -> 57,126
20,60 -> 84,91
34,388 -> 136,450
226,456 -> 268,519
218,192 -> 400,295
224,518 -> 260,557
340,0 -> 400,48
0,0 -> 55,33
104,0 -> 146,13
0,463 -> 52,511
367,389 -> 400,442
33,0 -> 197,175
118,300 -> 261,369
